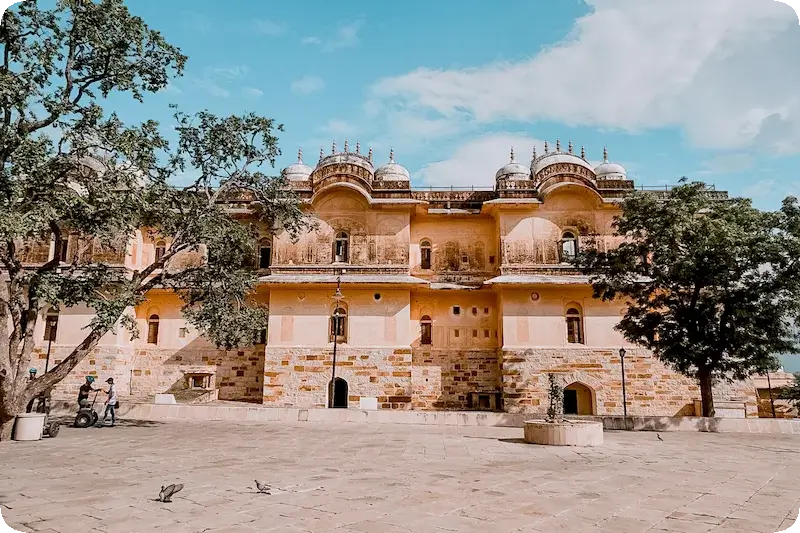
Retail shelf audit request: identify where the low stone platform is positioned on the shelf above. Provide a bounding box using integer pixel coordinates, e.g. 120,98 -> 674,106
47,401 -> 800,434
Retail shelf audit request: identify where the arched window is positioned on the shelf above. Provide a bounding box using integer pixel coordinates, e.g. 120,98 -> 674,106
566,307 -> 583,344
330,307 -> 347,342
334,232 -> 349,263
420,315 -> 432,345
259,238 -> 272,269
420,240 -> 432,270
147,314 -> 160,345
56,236 -> 69,262
154,241 -> 166,263
43,308 -> 59,342
561,231 -> 578,261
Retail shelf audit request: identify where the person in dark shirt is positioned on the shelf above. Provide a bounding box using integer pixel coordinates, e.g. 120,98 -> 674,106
78,376 -> 99,408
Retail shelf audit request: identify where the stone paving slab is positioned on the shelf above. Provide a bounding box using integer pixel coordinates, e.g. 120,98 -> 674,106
0,420 -> 798,533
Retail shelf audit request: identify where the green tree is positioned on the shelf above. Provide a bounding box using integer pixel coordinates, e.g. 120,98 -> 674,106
0,1 -> 307,439
576,181 -> 800,417
778,373 -> 800,413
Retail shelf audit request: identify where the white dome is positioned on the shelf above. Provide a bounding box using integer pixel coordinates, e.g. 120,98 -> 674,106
531,140 -> 595,176
374,149 -> 410,181
495,148 -> 531,180
282,149 -> 313,181
594,148 -> 627,180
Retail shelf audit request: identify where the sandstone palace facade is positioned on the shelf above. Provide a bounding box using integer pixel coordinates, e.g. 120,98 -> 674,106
26,140 -> 785,418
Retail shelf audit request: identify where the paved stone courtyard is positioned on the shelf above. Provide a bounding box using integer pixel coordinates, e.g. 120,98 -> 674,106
1,420 -> 798,533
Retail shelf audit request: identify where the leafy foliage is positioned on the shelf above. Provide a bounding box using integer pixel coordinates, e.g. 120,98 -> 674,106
576,181 -> 800,416
778,373 -> 800,412
0,0 -> 307,439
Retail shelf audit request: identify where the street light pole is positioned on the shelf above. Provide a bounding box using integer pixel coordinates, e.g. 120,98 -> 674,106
619,347 -> 628,429
329,271 -> 343,408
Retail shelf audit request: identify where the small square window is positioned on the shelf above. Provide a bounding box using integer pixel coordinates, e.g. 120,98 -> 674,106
483,307 -> 489,315
472,329 -> 478,338
178,327 -> 188,339
453,306 -> 460,315
461,255 -> 469,263
454,329 -> 460,338
484,329 -> 490,338
489,255 -> 496,264
472,307 -> 478,316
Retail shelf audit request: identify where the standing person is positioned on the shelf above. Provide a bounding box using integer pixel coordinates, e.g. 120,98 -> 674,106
78,376 -> 100,409
102,377 -> 118,427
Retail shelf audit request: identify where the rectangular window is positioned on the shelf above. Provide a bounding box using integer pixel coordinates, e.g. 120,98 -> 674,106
489,255 -> 495,264
178,327 -> 187,339
484,329 -> 490,338
454,329 -> 460,338
453,306 -> 460,315
567,317 -> 583,344
472,329 -> 478,338
57,237 -> 69,262
259,247 -> 271,269
421,248 -> 431,270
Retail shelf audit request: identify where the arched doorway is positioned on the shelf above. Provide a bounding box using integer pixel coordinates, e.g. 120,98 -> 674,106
563,382 -> 595,415
329,378 -> 348,408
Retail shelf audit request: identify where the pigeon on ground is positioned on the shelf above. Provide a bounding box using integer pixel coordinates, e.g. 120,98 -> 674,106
158,483 -> 184,503
657,433 -> 664,441
254,480 -> 270,494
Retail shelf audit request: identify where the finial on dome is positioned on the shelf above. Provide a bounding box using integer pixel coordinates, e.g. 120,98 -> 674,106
532,145 -> 538,160
544,141 -> 549,154
332,140 -> 336,154
356,141 -> 360,154
510,146 -> 516,163
603,146 -> 609,162
556,138 -> 561,152
344,139 -> 349,153
319,146 -> 324,161
389,148 -> 395,163
368,146 -> 373,161
580,145 -> 586,159
297,147 -> 303,163
568,140 -> 573,154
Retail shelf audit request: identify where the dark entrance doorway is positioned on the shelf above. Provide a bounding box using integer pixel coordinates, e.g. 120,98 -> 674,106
563,389 -> 578,415
329,378 -> 348,408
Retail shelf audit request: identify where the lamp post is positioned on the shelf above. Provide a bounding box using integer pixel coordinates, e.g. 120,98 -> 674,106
619,347 -> 628,429
329,271 -> 344,408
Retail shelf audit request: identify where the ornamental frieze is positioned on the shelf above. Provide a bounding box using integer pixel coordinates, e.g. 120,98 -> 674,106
311,162 -> 373,185
535,162 -> 596,183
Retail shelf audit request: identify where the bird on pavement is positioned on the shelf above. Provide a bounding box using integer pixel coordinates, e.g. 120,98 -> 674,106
657,433 -> 664,441
158,484 -> 184,503
254,480 -> 270,494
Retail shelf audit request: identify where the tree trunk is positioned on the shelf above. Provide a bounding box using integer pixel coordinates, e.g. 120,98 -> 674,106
698,369 -> 715,418
0,412 -> 15,441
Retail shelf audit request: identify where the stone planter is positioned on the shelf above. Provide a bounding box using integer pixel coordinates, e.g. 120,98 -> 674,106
13,413 -> 46,441
523,419 -> 603,446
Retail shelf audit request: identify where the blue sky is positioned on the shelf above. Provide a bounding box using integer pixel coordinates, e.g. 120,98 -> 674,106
77,0 -> 800,210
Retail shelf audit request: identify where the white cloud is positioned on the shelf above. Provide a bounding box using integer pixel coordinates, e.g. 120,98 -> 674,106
303,20 -> 364,52
192,65 -> 250,98
368,0 -> 800,153
291,75 -> 325,95
417,134 -> 545,188
699,153 -> 755,174
243,87 -> 264,97
254,19 -> 286,36
316,119 -> 357,137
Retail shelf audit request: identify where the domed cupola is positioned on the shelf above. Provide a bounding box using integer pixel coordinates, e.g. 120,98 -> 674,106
495,147 -> 531,181
374,149 -> 410,181
531,139 -> 596,177
594,147 -> 627,180
281,148 -> 313,181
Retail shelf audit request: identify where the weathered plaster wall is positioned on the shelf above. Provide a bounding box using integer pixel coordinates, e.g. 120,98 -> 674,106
409,215 -> 498,274
268,288 -> 411,347
274,190 -> 411,266
410,291 -> 499,348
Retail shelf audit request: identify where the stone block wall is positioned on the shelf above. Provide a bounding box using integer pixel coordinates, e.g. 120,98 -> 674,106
29,343 -> 264,403
263,346 -> 413,408
411,349 -> 501,409
501,348 -> 759,417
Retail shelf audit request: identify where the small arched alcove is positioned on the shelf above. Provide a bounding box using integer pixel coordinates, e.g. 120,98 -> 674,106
563,382 -> 596,415
329,377 -> 349,408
